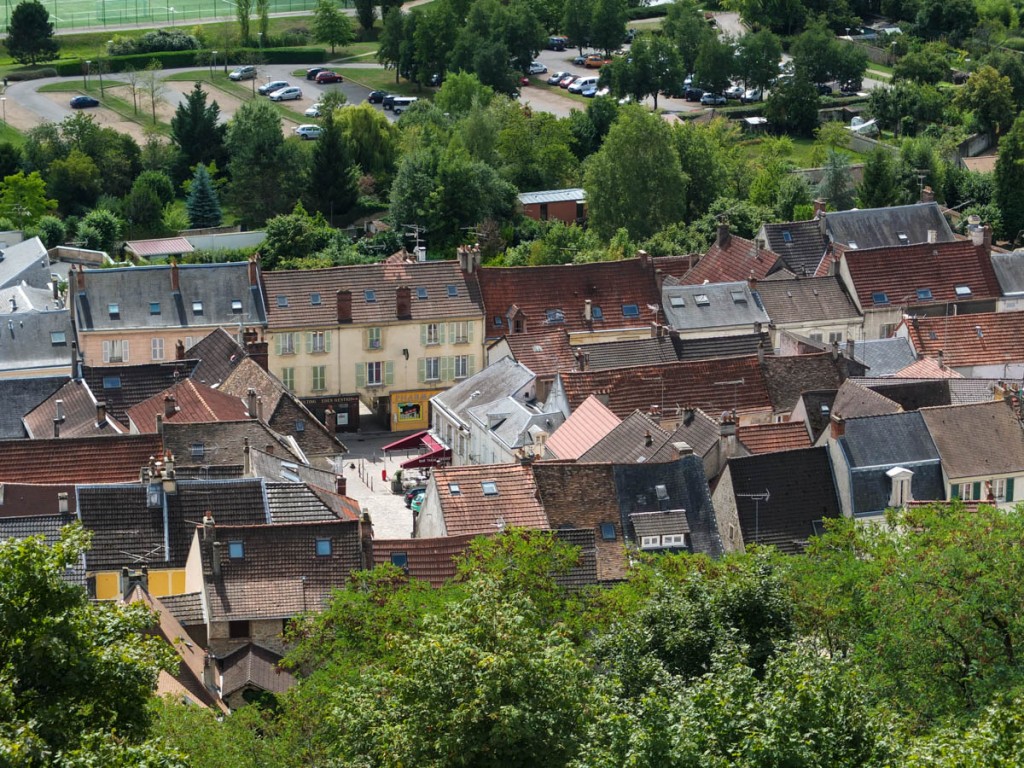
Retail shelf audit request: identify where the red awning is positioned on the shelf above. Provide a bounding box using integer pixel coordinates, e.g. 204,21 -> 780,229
382,430 -> 430,454
400,446 -> 451,469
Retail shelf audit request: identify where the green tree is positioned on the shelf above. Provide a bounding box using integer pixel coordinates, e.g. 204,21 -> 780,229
312,0 -> 354,53
916,0 -> 978,45
693,35 -> 735,96
256,0 -> 270,40
602,33 -> 682,109
0,143 -> 23,180
353,0 -> 377,35
765,75 -> 820,137
955,65 -> 1015,136
0,170 -> 56,228
790,16 -> 834,86
235,0 -> 253,43
133,169 -> 175,206
33,214 -> 65,248
858,147 -> 900,208
307,109 -> 359,220
170,83 -> 226,183
186,163 -> 222,229
662,0 -> 712,77
589,0 -> 626,56
5,0 -> 58,64
584,105 -> 687,240
435,72 -> 495,116
47,149 -> 101,215
984,49 -> 1024,109
817,149 -> 855,210
736,29 -> 782,93
893,41 -> 950,85
995,114 -> 1024,242
496,108 -> 578,191
260,203 -> 334,270
336,103 -> 399,179
79,208 -> 124,254
727,0 -> 806,34
562,0 -> 593,55
377,8 -> 405,82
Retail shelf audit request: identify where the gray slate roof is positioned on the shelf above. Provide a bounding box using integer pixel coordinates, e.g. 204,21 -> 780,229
675,332 -> 772,361
0,283 -> 61,312
753,276 -> 860,325
0,309 -> 74,375
576,336 -> 678,371
466,395 -> 564,450
630,508 -> 690,538
825,202 -> 954,250
841,411 -> 940,468
0,375 -> 67,438
434,355 -> 536,422
662,281 -> 769,332
760,220 -> 827,276
158,592 -> 204,625
265,482 -> 344,523
841,337 -> 916,377
185,328 -> 247,387
578,410 -> 675,464
0,512 -> 85,584
991,250 -> 1024,297
0,237 -> 49,291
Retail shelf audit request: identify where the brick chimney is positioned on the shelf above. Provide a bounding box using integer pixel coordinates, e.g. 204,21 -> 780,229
245,331 -> 269,371
324,406 -> 337,432
96,401 -> 106,425
396,286 -> 412,320
938,350 -> 945,369
813,198 -> 827,218
336,476 -> 347,495
830,412 -> 845,439
76,264 -> 85,291
247,254 -> 259,286
716,222 -> 731,249
175,339 -> 185,360
655,268 -> 665,292
164,394 -> 177,419
336,289 -> 352,324
170,261 -> 179,291
637,249 -> 651,268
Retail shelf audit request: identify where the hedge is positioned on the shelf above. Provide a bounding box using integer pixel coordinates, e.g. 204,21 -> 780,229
626,6 -> 668,20
51,47 -> 327,77
8,68 -> 58,81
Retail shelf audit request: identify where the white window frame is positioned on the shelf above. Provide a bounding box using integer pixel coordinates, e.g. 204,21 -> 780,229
662,533 -> 687,547
959,482 -> 973,500
640,535 -> 661,550
425,357 -> 440,381
452,321 -> 469,344
104,339 -> 128,363
991,477 -> 1007,501
426,323 -> 440,345
367,326 -> 382,350
367,361 -> 383,386
281,333 -> 296,355
281,367 -> 295,391
828,331 -> 843,343
311,331 -> 327,354
454,355 -> 469,379
151,337 -> 164,361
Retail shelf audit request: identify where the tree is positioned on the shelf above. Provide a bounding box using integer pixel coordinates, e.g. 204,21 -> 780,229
307,109 -> 359,220
955,65 -> 1015,136
662,0 -> 712,77
858,147 -> 900,208
995,114 -> 1024,243
817,149 -> 855,210
435,72 -> 495,116
170,82 -> 227,182
589,0 -> 626,56
728,0 -> 806,34
312,0 -> 354,53
235,0 -> 253,43
790,16 -> 834,86
602,33 -> 682,109
336,103 -> 399,179
256,0 -> 270,40
260,203 -> 335,270
893,41 -> 950,85
33,214 -> 65,248
186,163 -> 222,229
562,0 -> 593,55
377,9 -> 405,82
47,149 -> 101,214
0,143 -> 22,180
0,170 -> 56,228
584,105 -> 687,240
353,0 -> 377,35
79,208 -> 124,254
5,0 -> 58,65
765,76 -> 820,137
736,29 -> 782,93
915,0 -> 978,45
984,49 -> 1024,109
142,59 -> 167,125
694,36 -> 734,96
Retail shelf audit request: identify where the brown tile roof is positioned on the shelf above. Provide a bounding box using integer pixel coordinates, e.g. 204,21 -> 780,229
83,361 -> 199,427
680,231 -> 781,285
501,328 -> 577,379
371,534 -> 478,587
651,254 -> 698,282
162,420 -> 304,467
23,378 -> 126,438
431,463 -> 549,536
219,644 -> 296,697
736,422 -> 812,454
752,276 -> 860,325
577,410 -> 676,464
558,357 -> 773,421
919,400 -> 1024,479
125,236 -> 194,258
474,257 -> 662,339
903,311 -> 1024,368
841,240 -> 1001,309
219,357 -> 286,418
0,434 -> 163,484
544,394 -> 621,460
832,380 -> 902,420
894,357 -> 963,378
126,378 -> 250,433
262,260 -> 482,328
185,328 -> 247,388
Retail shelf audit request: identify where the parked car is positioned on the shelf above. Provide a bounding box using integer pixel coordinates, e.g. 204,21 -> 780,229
725,84 -> 744,99
315,70 -> 343,84
683,85 -> 704,101
269,86 -> 302,101
741,87 -> 763,103
817,83 -> 834,95
547,70 -> 569,85
304,103 -> 323,117
547,35 -> 568,51
382,93 -> 398,109
559,74 -> 577,88
581,84 -> 600,97
305,67 -> 326,80
584,54 -> 610,68
228,65 -> 256,81
528,61 -> 547,75
840,80 -> 861,94
404,486 -> 427,507
410,492 -> 425,514
70,95 -> 99,108
294,124 -> 322,139
428,73 -> 443,86
391,96 -> 418,114
573,53 -> 587,65
700,92 -> 727,105
368,90 -> 388,104
258,79 -> 289,95
568,76 -> 598,93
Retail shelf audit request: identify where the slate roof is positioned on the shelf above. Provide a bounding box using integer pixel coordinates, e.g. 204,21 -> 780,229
200,519 -> 363,621
674,332 -> 773,361
736,421 -> 812,454
578,410 -> 676,464
502,328 -> 577,379
826,202 -> 955,250
903,311 -> 1024,368
760,220 -> 828,277
219,644 -> 296,697
431,463 -> 549,536
858,379 -> 953,410
0,376 -> 66,438
680,230 -> 781,285
0,309 -> 74,375
433,355 -> 535,422
832,380 -> 902,420
371,534 -> 478,587
474,257 -> 662,339
728,447 -> 842,553
559,357 -> 773,422
551,528 -> 599,590
761,352 -> 866,413
23,378 -> 125,438
265,482 -> 344,523
0,282 -> 62,312
0,512 -> 84,584
667,408 -> 722,459
466,393 -> 565,452
544,394 -> 621,460
797,390 -> 838,441
662,281 -> 770,332
0,434 -> 163,483
0,237 -> 49,290
840,337 -> 916,377
919,400 -> 1024,479
841,411 -> 940,468
73,261 -> 266,332
753,276 -> 860,325
248,446 -> 340,494
126,378 -> 250,433
576,336 -> 679,371
162,420 -> 304,467
990,250 -> 1024,296
185,328 -> 247,387
158,592 -> 205,625
262,260 -> 482,328
841,240 -> 1000,310
83,360 -> 199,427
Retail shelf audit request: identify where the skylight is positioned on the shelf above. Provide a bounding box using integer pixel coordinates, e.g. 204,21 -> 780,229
108,303 -> 119,318
670,296 -> 685,308
916,288 -> 933,301
600,523 -> 616,540
481,481 -> 498,496
50,331 -> 66,345
417,287 -> 428,300
730,289 -> 747,304
310,292 -> 321,305
390,552 -> 409,568
622,304 -> 640,317
364,290 -> 376,303
149,302 -> 160,315
192,301 -> 203,315
449,483 -> 461,495
231,299 -> 243,312
848,241 -> 859,249
546,308 -> 565,323
227,541 -> 244,559
447,284 -> 458,297
592,306 -> 604,320
315,538 -> 332,556
102,376 -> 121,389
955,285 -> 972,298
782,230 -> 792,243
695,294 -> 710,306
872,292 -> 889,305
277,295 -> 288,307
897,232 -> 909,244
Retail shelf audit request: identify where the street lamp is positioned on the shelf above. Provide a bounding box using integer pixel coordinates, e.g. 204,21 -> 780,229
84,60 -> 91,90
168,5 -> 174,25
210,50 -> 217,79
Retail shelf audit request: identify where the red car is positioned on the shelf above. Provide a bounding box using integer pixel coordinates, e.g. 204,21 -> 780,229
315,70 -> 343,84
559,74 -> 577,88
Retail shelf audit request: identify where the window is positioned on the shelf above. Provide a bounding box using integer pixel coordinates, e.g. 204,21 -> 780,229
424,357 -> 440,381
310,330 -> 328,353
809,333 -> 823,342
640,535 -> 660,549
449,483 -> 461,495
151,337 -> 165,361
315,538 -> 332,556
670,296 -> 685,308
149,302 -> 160,315
367,361 -> 383,386
956,482 -> 973,501
447,284 -> 458,297
848,240 -> 859,249
600,522 -> 616,541
364,289 -> 376,303
916,288 -> 933,301
103,339 -> 128,363
231,299 -> 243,313
622,303 -> 640,317
425,323 -> 440,345
454,355 -> 470,379
50,331 -> 66,345
591,306 -> 604,320
276,295 -> 289,307
878,324 -> 895,339
828,332 -> 843,343
192,301 -> 203,315
655,484 -> 669,501
311,365 -> 326,391
991,478 -> 1007,501
228,620 -> 250,639
102,376 -> 121,389
366,327 -> 382,350
294,420 -> 305,432
955,285 -> 972,298
481,481 -> 498,496
546,308 -> 565,323
451,321 -> 470,343
281,367 -> 295,391
310,292 -> 321,305
539,202 -> 549,220
280,333 -> 296,355
662,533 -> 687,547
872,292 -> 889,305
897,231 -> 909,244
416,287 -> 428,300
514,318 -> 524,333
227,541 -> 244,559
782,230 -> 792,242
493,315 -> 502,326
695,294 -> 710,306
730,289 -> 747,304
108,303 -> 120,319
191,443 -> 205,459
390,552 -> 409,569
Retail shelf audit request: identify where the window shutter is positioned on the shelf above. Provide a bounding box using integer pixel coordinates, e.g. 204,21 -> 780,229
417,357 -> 426,383
439,322 -> 447,344
363,328 -> 369,349
950,485 -> 959,499
420,324 -> 427,346
325,331 -> 332,353
102,340 -> 110,363
355,363 -> 366,387
306,332 -> 313,354
384,360 -> 394,385
1007,478 -> 1015,502
468,355 -> 476,376
122,340 -> 129,362
275,334 -> 282,355
467,322 -> 473,342
973,481 -> 982,501
440,356 -> 453,381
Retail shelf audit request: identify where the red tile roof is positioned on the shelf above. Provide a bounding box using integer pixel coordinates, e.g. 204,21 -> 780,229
502,327 -> 578,379
125,237 -> 194,258
558,357 -> 774,421
127,378 -> 249,433
894,357 -> 963,378
736,421 -> 812,454
371,534 -> 479,587
432,463 -> 549,536
680,231 -> 780,285
841,240 -> 1001,309
903,311 -> 1024,368
474,257 -> 662,339
23,378 -> 126,438
0,434 -> 163,484
544,394 -> 621,460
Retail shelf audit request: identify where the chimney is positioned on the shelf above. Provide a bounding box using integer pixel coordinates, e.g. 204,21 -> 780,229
938,350 -> 945,369
170,261 -> 179,291
650,321 -> 659,338
927,229 -> 937,244
9,296 -> 15,312
716,222 -> 731,248
248,254 -> 259,286
813,198 -> 827,218
644,430 -> 653,447
164,395 -> 177,419
175,339 -> 185,360
655,268 -> 665,292
336,289 -> 352,324
203,651 -> 217,692
246,387 -> 258,418
52,417 -> 60,438
396,286 -> 412,320
76,264 -> 85,291
830,412 -> 845,439
846,337 -> 855,361
831,339 -> 839,360
637,249 -> 651,268
155,414 -> 163,436
256,396 -> 264,421
748,274 -> 757,292
96,401 -> 106,425
982,225 -> 993,254
243,438 -> 251,475
920,185 -> 934,204
212,541 -> 222,577
58,492 -> 69,514
458,244 -> 481,273
757,340 -> 765,364
324,406 -> 337,433
246,331 -> 269,371
970,221 -> 985,246
336,476 -> 347,495
673,441 -> 694,457
55,399 -> 65,423
584,299 -> 592,322
719,413 -> 737,458
202,510 -> 215,540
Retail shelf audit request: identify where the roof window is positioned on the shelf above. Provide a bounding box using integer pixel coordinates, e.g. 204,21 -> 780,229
782,230 -> 792,243
955,285 -> 972,298
622,304 -> 640,317
916,288 -> 933,301
390,552 -> 409,569
730,289 -> 747,304
192,301 -> 203,315
848,240 -> 858,249
276,295 -> 288,307
449,482 -> 461,495
227,541 -> 244,559
592,306 -> 604,320
600,522 -> 616,540
897,231 -> 909,244
231,299 -> 243,313
417,287 -> 428,300
310,292 -> 321,305
493,316 -> 502,326
481,481 -> 498,496
695,294 -> 710,306
102,376 -> 121,389
190,443 -> 204,459
364,290 -> 376,303
108,303 -> 120,319
447,284 -> 458,297
545,308 -> 565,324
315,538 -> 332,556
872,292 -> 889,305
50,331 -> 66,345
670,296 -> 685,308
149,302 -> 160,315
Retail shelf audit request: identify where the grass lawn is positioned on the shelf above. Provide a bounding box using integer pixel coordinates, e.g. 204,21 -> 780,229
334,66 -> 428,97
739,136 -> 867,169
531,79 -> 590,105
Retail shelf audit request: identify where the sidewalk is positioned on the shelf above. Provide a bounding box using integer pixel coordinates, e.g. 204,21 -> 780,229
338,429 -> 423,539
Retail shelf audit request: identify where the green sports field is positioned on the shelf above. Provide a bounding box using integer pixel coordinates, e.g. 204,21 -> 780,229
2,0 -> 317,32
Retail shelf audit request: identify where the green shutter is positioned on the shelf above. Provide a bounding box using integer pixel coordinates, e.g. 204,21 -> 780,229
275,334 -> 282,356
417,358 -> 426,383
467,321 -> 473,343
951,485 -> 960,499
1007,478 -> 1015,502
439,322 -> 447,344
384,360 -> 394,385
325,331 -> 332,353
440,356 -> 453,381
355,362 -> 366,387
973,482 -> 982,501
420,324 -> 427,345
306,332 -> 313,354
468,355 -> 476,376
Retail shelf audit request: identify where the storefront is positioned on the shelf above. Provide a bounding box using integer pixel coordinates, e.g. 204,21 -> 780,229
388,389 -> 443,432
300,394 -> 361,433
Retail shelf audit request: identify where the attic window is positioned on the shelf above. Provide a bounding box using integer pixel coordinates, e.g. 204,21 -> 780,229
622,304 -> 640,317
310,292 -> 321,305
50,331 -> 66,345
447,284 -> 458,297
315,538 -> 332,556
390,552 -> 409,569
662,533 -> 687,547
730,289 -> 747,304
227,540 -> 244,559
364,290 -> 376,303
695,294 -> 710,306
955,285 -> 972,298
592,306 -> 604,320
190,443 -> 205,459
782,230 -> 792,243
820,403 -> 831,415
928,331 -> 938,340
532,344 -> 543,352
670,296 -> 685,308
149,302 -> 161,315
192,301 -> 203,315
102,376 -> 121,389
481,481 -> 498,496
545,308 -> 565,324
231,299 -> 243,313
277,295 -> 288,307
416,287 -> 428,300
294,420 -> 305,432
449,482 -> 461,495
897,232 -> 909,244
655,484 -> 669,500
640,535 -> 661,550
108,303 -> 120,319
872,292 -> 889,306
848,241 -> 858,249
493,316 -> 502,326
916,288 -> 933,301
600,522 -> 616,540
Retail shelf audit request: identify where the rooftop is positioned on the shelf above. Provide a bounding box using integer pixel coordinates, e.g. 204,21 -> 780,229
0,376 -> 66,438
840,337 -> 917,377
736,421 -> 812,454
575,336 -> 678,371
430,463 -> 549,537
902,311 -> 1024,368
124,236 -> 195,259
126,378 -> 250,433
0,309 -> 74,375
371,534 -> 478,587
185,328 -> 248,388
919,400 -> 1024,479
517,187 -> 586,205
23,378 -> 125,438
543,394 -> 621,460
826,202 -> 955,250
761,352 -> 866,414
760,219 -> 828,277
662,281 -> 770,332
500,328 -> 577,379
680,228 -> 781,285
0,434 -> 163,484
83,360 -> 199,427
753,276 -> 860,325
840,411 -> 940,468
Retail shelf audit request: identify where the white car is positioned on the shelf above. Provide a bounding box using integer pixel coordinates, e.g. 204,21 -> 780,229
269,86 -> 302,102
304,103 -> 323,117
528,61 -> 547,75
294,124 -> 322,140
568,76 -> 598,94
725,84 -> 744,99
741,88 -> 763,103
258,79 -> 289,95
228,65 -> 256,81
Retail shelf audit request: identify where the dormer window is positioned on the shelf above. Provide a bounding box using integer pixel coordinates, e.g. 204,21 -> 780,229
872,292 -> 889,306
695,294 -> 710,306
916,288 -> 932,301
364,290 -> 376,303
622,304 -> 640,317
417,287 -> 428,300
231,299 -> 243,313
108,303 -> 120,319
192,301 -> 203,315
545,308 -> 565,324
481,481 -> 498,496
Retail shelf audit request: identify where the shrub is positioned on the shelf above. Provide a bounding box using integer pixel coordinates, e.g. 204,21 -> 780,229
109,29 -> 200,56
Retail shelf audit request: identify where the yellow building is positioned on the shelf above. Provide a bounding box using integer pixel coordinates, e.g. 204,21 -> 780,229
262,257 -> 485,431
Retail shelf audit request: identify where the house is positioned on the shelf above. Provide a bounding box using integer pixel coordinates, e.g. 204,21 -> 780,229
990,249 -> 1024,311
0,308 -> 75,378
899,311 -> 1024,378
124,236 -> 195,262
0,433 -> 163,485
484,327 -> 576,403
214,643 -> 296,709
573,335 -> 679,371
22,377 -> 125,438
371,534 -> 479,587
414,462 -> 549,538
125,378 -> 250,434
261,255 -> 484,432
0,236 -> 50,290
183,327 -> 249,387
827,411 -> 945,518
758,219 -> 829,277
892,357 -> 962,379
761,350 -> 867,420
840,337 -> 917,376
0,508 -> 83,584
0,281 -> 64,313
736,421 -> 812,454
576,410 -> 680,465
661,280 -> 770,340
679,224 -> 782,285
428,356 -> 565,467
543,394 -> 621,460
919,400 -> 1024,506
753,276 -> 862,350
669,407 -> 743,481
71,258 -> 267,367
162,420 -> 306,471
0,376 -> 67,438
518,187 -> 586,224
82,359 -> 199,427
713,447 -> 842,554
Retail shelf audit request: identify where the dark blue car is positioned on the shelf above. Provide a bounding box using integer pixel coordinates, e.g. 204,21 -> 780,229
70,95 -> 99,109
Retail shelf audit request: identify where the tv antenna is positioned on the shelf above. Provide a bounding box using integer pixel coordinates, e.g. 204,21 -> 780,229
736,489 -> 770,545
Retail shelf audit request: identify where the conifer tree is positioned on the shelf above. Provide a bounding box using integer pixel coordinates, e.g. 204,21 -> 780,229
186,164 -> 222,229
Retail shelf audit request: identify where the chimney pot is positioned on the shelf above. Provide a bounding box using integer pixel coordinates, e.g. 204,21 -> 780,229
938,350 -> 945,369
584,299 -> 592,322
55,399 -> 65,423
921,185 -> 935,204
336,289 -> 352,324
212,540 -> 222,577
248,254 -> 259,286
176,339 -> 185,360
813,198 -> 827,218
325,406 -> 337,433
75,265 -> 86,291
830,412 -> 846,439
246,387 -> 258,418
58,491 -> 69,514
717,222 -> 731,248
